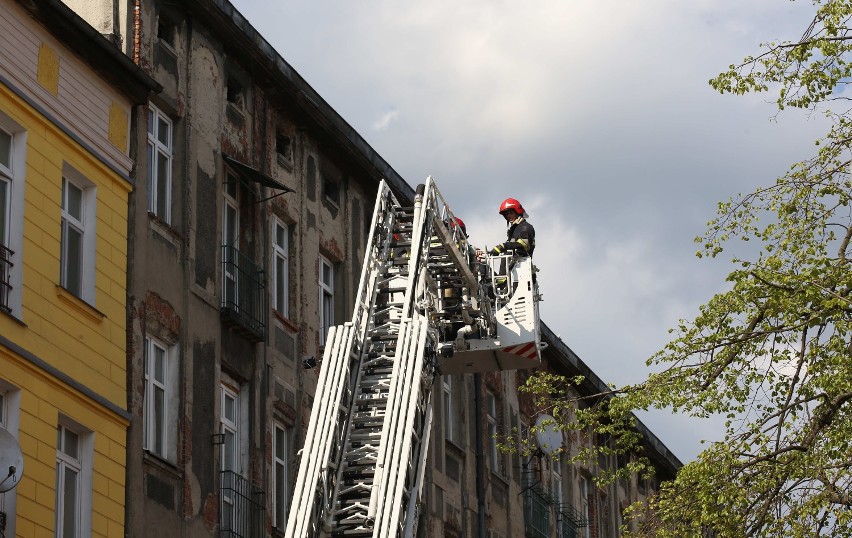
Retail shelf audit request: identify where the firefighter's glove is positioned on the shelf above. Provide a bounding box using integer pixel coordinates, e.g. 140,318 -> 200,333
489,245 -> 504,256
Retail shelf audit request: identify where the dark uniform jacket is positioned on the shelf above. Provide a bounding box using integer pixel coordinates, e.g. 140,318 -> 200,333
492,218 -> 535,257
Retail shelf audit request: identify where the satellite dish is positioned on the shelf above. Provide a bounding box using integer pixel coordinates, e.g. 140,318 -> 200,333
534,414 -> 562,455
0,426 -> 24,492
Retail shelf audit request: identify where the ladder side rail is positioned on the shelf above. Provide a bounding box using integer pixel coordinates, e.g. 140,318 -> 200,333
350,180 -> 398,323
284,323 -> 355,538
368,180 -> 433,520
373,317 -> 424,537
375,316 -> 431,537
366,315 -> 416,524
402,392 -> 434,538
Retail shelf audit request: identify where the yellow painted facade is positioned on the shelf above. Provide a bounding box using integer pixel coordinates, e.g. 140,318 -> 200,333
0,71 -> 130,537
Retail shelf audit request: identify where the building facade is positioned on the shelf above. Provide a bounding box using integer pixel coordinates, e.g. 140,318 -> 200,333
60,1 -> 682,537
0,0 -> 157,536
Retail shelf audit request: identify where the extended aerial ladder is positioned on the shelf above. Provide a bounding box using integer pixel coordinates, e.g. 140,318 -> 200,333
285,177 -> 544,538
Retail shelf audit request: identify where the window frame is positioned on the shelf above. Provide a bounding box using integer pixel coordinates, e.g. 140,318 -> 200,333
59,166 -> 96,304
222,171 -> 240,306
143,337 -> 177,462
319,256 -> 334,345
272,218 -> 289,317
60,177 -> 85,299
272,421 -> 289,528
146,103 -> 173,224
443,375 -> 455,443
0,115 -> 26,317
55,420 -> 92,538
486,390 -> 499,473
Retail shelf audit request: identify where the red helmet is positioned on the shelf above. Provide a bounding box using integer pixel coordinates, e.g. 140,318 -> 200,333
452,217 -> 467,234
498,198 -> 525,216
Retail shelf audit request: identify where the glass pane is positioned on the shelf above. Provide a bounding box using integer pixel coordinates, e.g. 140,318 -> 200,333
225,205 -> 237,246
0,129 -> 11,169
223,429 -> 235,471
146,143 -> 154,212
63,428 -> 79,459
322,262 -> 332,287
64,180 -> 83,221
275,223 -> 285,248
63,223 -> 83,296
157,116 -> 170,147
154,386 -> 164,455
276,256 -> 286,311
63,466 -> 78,538
147,109 -> 154,135
156,150 -> 169,218
154,345 -> 165,383
275,461 -> 286,525
225,174 -> 237,199
275,427 -> 285,458
224,394 -> 235,422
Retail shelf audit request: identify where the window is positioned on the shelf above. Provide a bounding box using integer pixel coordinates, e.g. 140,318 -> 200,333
272,422 -> 289,528
580,477 -> 590,538
157,16 -> 175,48
319,256 -> 334,345
143,337 -> 177,462
220,384 -> 242,530
275,133 -> 292,165
60,174 -> 95,302
272,219 -> 289,316
55,422 -> 92,538
226,78 -> 245,108
0,116 -> 25,316
222,171 -> 240,305
486,391 -> 499,472
146,104 -> 173,223
443,375 -> 456,443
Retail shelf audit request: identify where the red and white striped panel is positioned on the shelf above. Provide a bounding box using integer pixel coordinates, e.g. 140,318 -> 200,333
501,342 -> 539,360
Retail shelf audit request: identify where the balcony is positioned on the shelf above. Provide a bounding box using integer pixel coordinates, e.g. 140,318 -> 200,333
219,470 -> 265,538
221,245 -> 266,342
0,244 -> 12,313
523,484 -> 552,538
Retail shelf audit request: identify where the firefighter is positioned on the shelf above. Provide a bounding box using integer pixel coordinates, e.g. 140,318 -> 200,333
489,197 -> 535,257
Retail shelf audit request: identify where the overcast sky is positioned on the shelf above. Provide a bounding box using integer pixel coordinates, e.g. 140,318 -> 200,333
232,0 -> 829,462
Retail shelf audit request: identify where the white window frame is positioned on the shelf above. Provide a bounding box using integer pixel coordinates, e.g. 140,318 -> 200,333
580,476 -> 591,538
319,256 -> 334,345
222,171 -> 240,307
0,113 -> 26,317
553,465 -> 564,537
272,218 -> 289,317
272,421 -> 289,528
146,104 -> 173,224
486,390 -> 498,472
60,165 -> 96,304
443,375 -> 455,443
55,419 -> 93,538
143,337 -> 177,462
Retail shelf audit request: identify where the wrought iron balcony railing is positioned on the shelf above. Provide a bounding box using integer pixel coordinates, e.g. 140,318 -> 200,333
0,244 -> 13,313
523,485 -> 551,538
221,244 -> 266,342
219,470 -> 265,538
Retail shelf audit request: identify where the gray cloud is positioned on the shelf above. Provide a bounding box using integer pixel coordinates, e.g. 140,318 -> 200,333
234,0 -> 830,462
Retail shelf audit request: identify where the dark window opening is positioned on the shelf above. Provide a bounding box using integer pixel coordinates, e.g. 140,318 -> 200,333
323,176 -> 340,206
227,78 -> 245,108
276,133 -> 292,163
157,17 -> 175,48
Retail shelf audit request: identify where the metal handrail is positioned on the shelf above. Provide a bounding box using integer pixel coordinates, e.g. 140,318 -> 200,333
219,470 -> 265,538
220,244 -> 266,340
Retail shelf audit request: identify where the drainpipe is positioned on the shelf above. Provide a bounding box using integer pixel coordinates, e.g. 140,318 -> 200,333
474,373 -> 486,538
